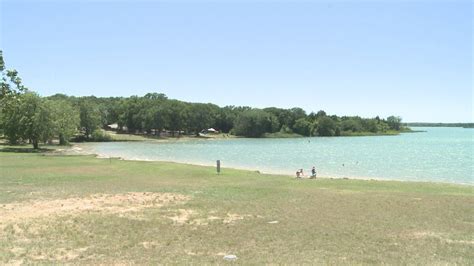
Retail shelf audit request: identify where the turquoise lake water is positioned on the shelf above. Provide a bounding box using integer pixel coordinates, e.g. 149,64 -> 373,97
83,127 -> 473,184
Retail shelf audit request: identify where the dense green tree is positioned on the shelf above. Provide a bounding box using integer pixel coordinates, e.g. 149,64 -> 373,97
387,116 -> 402,131
315,110 -> 327,118
153,105 -> 168,135
263,107 -> 305,132
361,119 -> 378,133
79,100 -> 101,139
186,103 -> 218,136
215,106 -> 237,133
268,114 -> 280,133
49,100 -> 80,145
1,93 -> 54,148
0,53 -> 48,148
144,92 -> 167,101
0,96 -> 22,143
164,100 -> 187,136
139,93 -> 168,134
293,118 -> 313,136
0,51 -> 28,139
317,116 -> 337,136
341,118 -> 363,132
33,98 -> 56,145
233,109 -> 276,137
282,108 -> 306,131
263,107 -> 286,131
118,96 -> 146,132
0,51 -> 27,100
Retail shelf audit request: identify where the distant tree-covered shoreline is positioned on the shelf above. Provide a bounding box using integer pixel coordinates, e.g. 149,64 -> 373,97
0,51 -> 409,148
43,93 -> 408,138
406,122 -> 474,128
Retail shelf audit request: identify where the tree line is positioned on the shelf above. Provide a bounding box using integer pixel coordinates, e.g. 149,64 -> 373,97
0,51 -> 407,149
405,122 -> 474,128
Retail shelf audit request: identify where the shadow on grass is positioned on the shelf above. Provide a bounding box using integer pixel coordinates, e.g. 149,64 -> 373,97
0,143 -> 55,153
0,147 -> 54,153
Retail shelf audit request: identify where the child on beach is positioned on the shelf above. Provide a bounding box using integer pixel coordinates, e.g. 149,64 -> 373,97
296,169 -> 305,178
299,169 -> 305,177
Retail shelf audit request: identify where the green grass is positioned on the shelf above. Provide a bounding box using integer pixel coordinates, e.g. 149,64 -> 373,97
0,147 -> 473,264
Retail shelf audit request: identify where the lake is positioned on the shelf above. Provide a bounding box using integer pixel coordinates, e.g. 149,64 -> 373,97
81,127 -> 473,185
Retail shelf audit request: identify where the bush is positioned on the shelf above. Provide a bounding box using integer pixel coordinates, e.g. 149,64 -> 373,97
71,130 -> 112,142
91,130 -> 112,142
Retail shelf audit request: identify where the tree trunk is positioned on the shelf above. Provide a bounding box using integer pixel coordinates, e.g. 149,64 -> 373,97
32,139 -> 39,149
59,134 -> 67,145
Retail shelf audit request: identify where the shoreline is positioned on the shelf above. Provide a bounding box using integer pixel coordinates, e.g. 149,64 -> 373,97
102,128 -> 422,142
67,144 -> 473,187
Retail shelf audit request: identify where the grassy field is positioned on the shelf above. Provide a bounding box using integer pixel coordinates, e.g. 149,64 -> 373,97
0,147 -> 473,264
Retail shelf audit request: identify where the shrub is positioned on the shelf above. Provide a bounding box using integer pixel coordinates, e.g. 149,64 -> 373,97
91,130 -> 112,142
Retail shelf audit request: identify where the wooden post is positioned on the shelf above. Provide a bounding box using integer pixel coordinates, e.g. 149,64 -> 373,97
216,160 -> 221,175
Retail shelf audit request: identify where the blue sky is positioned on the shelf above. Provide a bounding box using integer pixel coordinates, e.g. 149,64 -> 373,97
1,0 -> 472,122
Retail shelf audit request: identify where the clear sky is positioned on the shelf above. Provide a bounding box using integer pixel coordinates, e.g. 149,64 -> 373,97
1,0 -> 472,122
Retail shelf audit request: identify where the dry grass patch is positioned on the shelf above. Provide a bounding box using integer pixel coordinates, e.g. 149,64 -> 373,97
0,192 -> 189,229
406,231 -> 474,245
166,208 -> 197,225
1,192 -> 191,264
165,209 -> 254,226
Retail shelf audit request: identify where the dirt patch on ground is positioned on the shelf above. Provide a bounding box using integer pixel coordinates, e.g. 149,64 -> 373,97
0,192 -> 190,228
223,213 -> 251,224
167,209 -> 197,225
141,241 -> 160,249
49,247 -> 89,261
165,210 -> 252,226
407,231 -> 474,245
